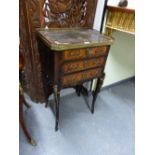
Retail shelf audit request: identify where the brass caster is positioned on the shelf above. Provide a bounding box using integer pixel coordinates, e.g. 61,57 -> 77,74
55,127 -> 58,132
55,122 -> 59,131
30,139 -> 37,146
91,108 -> 94,114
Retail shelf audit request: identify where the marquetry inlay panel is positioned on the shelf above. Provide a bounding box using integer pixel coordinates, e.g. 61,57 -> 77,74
61,68 -> 102,86
62,57 -> 105,74
63,49 -> 87,60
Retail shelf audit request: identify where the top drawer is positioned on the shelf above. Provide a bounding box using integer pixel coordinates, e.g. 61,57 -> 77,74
63,46 -> 108,61
63,49 -> 87,61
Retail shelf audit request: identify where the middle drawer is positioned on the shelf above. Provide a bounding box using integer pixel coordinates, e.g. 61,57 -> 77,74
62,57 -> 106,74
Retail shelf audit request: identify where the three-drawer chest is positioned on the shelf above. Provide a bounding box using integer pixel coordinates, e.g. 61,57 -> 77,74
36,28 -> 113,131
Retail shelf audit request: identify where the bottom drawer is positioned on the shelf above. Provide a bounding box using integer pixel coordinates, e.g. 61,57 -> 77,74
61,68 -> 103,86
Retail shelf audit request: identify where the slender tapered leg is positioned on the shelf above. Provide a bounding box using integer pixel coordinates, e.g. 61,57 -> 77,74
53,85 -> 60,131
19,93 -> 37,146
91,76 -> 104,113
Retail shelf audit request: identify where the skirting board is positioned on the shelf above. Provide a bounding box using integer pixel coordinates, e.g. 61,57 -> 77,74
101,76 -> 135,91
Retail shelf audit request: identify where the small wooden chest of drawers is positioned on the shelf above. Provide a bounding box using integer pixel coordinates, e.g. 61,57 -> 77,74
36,28 -> 113,131
61,47 -> 109,87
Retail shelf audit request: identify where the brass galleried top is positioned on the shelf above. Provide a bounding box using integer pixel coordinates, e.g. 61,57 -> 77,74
36,28 -> 113,51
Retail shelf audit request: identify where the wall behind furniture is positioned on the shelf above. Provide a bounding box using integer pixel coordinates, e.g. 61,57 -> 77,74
93,0 -> 106,30
104,31 -> 135,86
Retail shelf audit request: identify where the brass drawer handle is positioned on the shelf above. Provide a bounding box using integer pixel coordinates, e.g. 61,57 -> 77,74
87,48 -> 93,55
70,51 -> 80,57
83,59 -> 102,69
92,60 -> 100,66
64,62 -> 83,73
69,64 -> 79,70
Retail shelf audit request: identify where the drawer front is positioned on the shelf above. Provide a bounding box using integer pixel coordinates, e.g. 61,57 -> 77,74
63,49 -> 86,60
61,68 -> 102,86
87,46 -> 108,57
63,46 -> 108,61
62,57 -> 105,74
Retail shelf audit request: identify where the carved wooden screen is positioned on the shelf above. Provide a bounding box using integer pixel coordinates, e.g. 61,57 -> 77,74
19,0 -> 46,102
42,0 -> 97,28
25,0 -> 98,29
19,0 -> 98,102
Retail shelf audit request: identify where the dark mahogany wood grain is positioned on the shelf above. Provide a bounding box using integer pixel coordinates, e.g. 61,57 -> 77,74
62,57 -> 105,74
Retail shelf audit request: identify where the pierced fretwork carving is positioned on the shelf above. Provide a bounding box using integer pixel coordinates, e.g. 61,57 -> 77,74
42,0 -> 88,28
